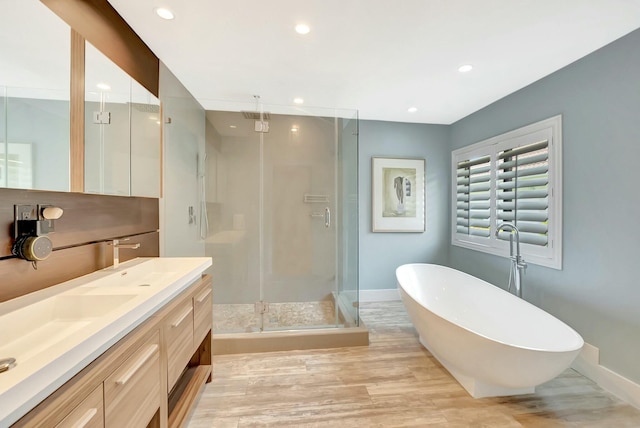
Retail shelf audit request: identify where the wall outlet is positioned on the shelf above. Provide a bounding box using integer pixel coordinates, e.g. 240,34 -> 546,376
15,205 -> 37,221
13,205 -> 37,238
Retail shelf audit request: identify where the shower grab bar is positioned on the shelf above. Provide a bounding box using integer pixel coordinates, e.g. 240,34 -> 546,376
325,207 -> 331,228
310,207 -> 331,228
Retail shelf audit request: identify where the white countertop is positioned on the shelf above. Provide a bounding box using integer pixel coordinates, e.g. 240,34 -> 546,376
0,256 -> 212,427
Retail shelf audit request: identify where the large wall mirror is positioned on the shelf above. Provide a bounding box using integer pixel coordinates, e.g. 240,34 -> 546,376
0,0 -> 71,191
84,42 -> 161,197
1,1 -> 161,197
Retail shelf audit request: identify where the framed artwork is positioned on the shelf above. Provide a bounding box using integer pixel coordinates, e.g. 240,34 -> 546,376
372,157 -> 425,232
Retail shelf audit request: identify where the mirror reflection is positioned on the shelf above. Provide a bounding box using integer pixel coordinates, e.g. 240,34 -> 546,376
84,42 -> 161,197
0,0 -> 70,191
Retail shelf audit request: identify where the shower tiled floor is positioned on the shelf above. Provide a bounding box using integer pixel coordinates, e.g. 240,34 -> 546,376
189,301 -> 640,427
213,300 -> 339,332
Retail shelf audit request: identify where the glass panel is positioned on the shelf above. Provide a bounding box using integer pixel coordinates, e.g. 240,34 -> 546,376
261,109 -> 339,330
337,112 -> 359,325
205,108 -> 262,333
0,2 -> 70,191
204,101 -> 359,332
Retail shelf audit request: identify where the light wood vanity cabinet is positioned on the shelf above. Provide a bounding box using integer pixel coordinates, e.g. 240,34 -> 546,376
15,274 -> 213,428
193,284 -> 213,348
104,331 -> 161,428
165,299 -> 195,391
55,384 -> 104,428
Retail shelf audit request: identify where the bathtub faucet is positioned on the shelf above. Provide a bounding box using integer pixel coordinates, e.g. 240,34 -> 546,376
495,223 -> 527,298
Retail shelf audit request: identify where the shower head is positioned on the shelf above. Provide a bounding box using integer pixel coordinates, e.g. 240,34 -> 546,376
130,102 -> 160,113
241,111 -> 271,120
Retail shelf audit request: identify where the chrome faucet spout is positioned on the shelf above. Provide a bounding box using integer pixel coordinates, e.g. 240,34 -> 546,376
495,222 -> 521,258
495,222 -> 527,298
109,238 -> 140,269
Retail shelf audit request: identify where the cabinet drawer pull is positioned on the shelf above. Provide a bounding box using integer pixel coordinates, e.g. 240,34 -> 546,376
115,344 -> 159,386
171,306 -> 193,328
196,288 -> 211,303
70,407 -> 97,428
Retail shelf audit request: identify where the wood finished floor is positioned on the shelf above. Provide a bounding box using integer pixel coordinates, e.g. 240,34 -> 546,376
187,301 -> 640,427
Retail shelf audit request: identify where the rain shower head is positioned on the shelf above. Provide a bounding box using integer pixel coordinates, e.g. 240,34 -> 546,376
241,111 -> 271,120
130,102 -> 160,113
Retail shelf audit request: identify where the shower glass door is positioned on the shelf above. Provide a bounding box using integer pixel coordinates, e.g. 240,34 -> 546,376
205,108 -> 263,333
205,102 -> 359,333
261,108 -> 339,330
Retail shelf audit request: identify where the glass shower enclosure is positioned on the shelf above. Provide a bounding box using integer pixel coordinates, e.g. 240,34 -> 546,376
203,100 -> 358,333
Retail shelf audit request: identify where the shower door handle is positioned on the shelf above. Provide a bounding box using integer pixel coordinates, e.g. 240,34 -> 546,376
324,207 -> 331,228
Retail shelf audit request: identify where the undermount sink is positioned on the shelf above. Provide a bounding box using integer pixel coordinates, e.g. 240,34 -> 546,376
0,294 -> 136,364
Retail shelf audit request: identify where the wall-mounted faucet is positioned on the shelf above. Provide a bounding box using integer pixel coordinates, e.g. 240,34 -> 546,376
110,238 -> 140,269
495,222 -> 527,298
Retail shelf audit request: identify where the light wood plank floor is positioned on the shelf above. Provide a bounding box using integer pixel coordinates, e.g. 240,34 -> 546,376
187,301 -> 640,427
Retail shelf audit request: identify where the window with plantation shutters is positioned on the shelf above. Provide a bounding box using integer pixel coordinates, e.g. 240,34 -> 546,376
456,155 -> 491,239
451,116 -> 562,269
496,140 -> 549,246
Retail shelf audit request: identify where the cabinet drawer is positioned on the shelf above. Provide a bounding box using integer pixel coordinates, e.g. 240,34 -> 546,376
55,384 -> 104,428
165,297 -> 194,390
193,280 -> 212,346
104,331 -> 160,428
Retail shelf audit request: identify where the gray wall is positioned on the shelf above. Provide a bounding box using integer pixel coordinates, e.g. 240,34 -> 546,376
449,28 -> 640,383
359,120 -> 450,290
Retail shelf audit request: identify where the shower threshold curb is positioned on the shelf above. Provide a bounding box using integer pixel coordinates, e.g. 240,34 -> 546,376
212,327 -> 369,355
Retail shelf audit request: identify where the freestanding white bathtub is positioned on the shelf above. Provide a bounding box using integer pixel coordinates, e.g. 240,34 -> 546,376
396,263 -> 584,398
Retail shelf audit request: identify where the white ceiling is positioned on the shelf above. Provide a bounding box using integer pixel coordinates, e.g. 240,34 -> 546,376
106,0 -> 640,124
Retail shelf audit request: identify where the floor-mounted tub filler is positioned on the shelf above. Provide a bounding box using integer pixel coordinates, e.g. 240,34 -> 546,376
396,263 -> 584,398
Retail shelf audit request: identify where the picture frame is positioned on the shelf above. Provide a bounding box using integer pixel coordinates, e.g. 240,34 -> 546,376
372,157 -> 425,232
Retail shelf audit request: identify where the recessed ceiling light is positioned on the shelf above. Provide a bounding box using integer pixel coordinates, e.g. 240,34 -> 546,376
293,97 -> 304,105
291,126 -> 299,132
408,107 -> 418,113
458,64 -> 473,73
155,7 -> 174,20
229,125 -> 237,129
96,82 -> 110,91
295,23 -> 310,35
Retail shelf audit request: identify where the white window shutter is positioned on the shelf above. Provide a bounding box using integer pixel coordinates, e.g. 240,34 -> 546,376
456,155 -> 491,238
451,115 -> 562,269
496,140 -> 550,247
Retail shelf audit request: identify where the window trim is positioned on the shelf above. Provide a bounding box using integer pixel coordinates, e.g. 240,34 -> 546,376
451,115 -> 563,270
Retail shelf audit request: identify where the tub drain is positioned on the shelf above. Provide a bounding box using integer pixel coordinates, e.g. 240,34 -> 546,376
0,358 -> 16,373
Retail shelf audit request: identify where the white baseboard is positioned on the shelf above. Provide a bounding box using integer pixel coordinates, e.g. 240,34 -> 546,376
572,342 -> 640,409
359,288 -> 400,302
